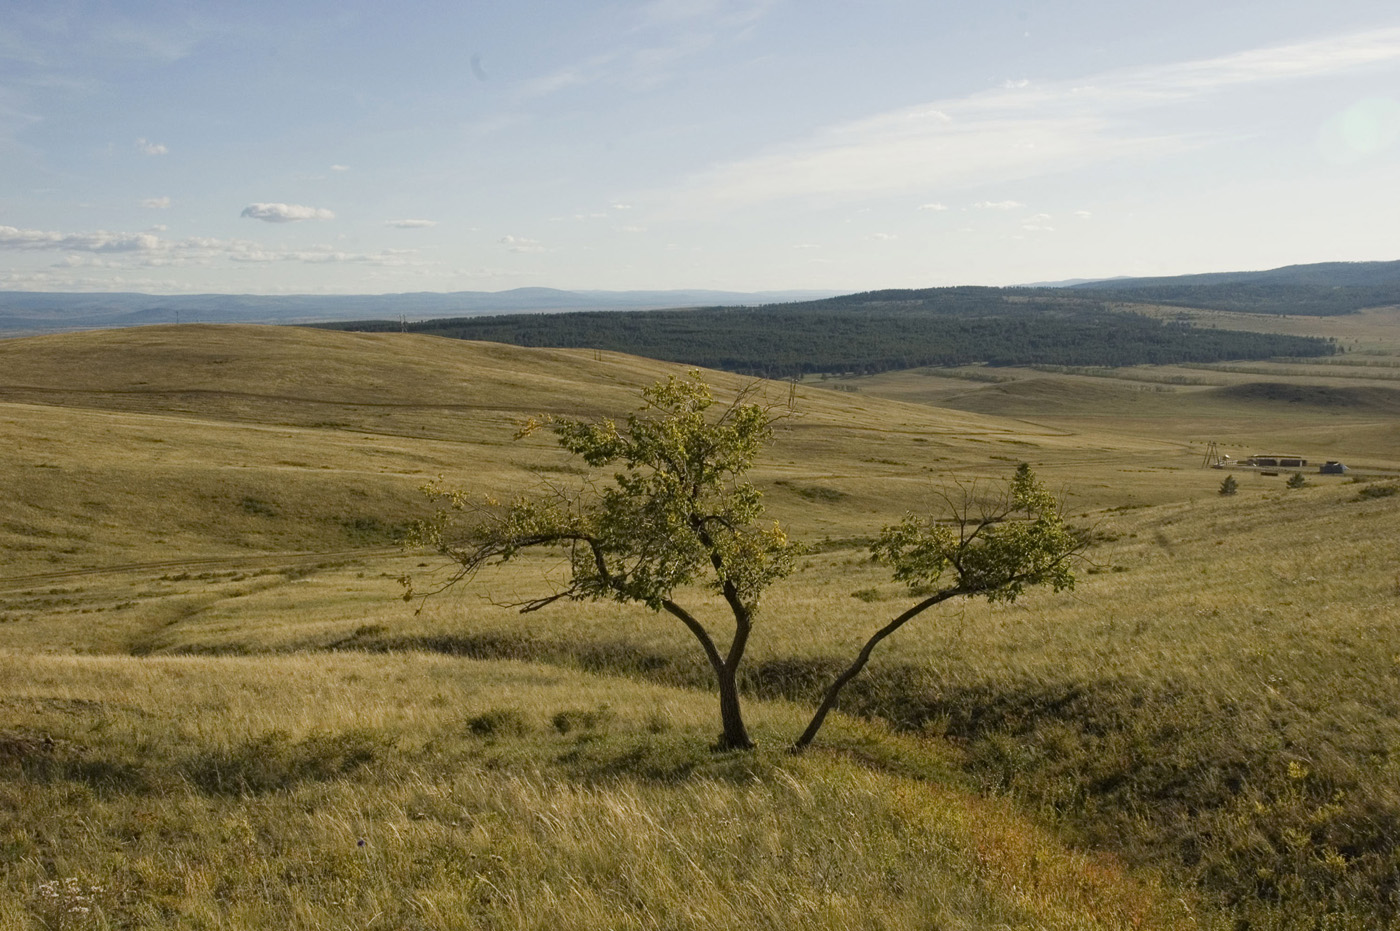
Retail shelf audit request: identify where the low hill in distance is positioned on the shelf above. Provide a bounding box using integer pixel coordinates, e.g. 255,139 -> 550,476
1071,258 -> 1400,290
1067,258 -> 1400,315
5,258 -> 1396,341
0,286 -> 841,335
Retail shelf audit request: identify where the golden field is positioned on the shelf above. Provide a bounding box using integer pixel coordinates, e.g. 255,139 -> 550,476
2,318 -> 1399,929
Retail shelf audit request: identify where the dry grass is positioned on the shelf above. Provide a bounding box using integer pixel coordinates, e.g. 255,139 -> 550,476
0,652 -> 1203,930
4,320 -> 1400,927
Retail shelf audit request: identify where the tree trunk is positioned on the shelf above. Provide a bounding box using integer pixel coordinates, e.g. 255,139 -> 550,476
662,598 -> 754,751
715,664 -> 754,750
791,587 -> 963,753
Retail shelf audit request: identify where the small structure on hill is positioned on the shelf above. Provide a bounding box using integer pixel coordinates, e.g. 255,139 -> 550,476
1242,454 -> 1308,469
1203,444 -> 1351,475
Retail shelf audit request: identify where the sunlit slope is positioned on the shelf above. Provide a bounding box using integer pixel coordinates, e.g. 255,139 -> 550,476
0,650 -> 1200,931
1,325 -> 1203,577
846,362 -> 1400,471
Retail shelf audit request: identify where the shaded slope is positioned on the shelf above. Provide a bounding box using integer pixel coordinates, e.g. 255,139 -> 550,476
1206,381 -> 1400,413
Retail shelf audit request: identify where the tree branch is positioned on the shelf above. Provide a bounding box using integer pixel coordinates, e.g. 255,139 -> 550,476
793,586 -> 968,752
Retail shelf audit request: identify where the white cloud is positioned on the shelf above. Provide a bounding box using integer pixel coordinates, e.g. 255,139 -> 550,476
611,203 -> 633,210
917,202 -> 948,211
387,218 -> 437,228
330,164 -> 351,172
671,26 -> 1400,210
0,225 -> 160,252
1075,210 -> 1092,219
871,232 -> 898,241
500,234 -> 544,253
135,137 -> 167,156
0,224 -> 416,268
973,200 -> 1024,210
141,196 -> 171,209
240,203 -> 335,223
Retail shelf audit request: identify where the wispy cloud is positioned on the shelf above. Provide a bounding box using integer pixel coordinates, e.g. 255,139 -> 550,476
917,202 -> 948,211
240,203 -> 335,223
500,234 -> 544,253
670,27 -> 1400,209
330,164 -> 351,172
519,0 -> 777,99
0,224 -> 417,268
973,200 -> 1024,210
0,226 -> 160,252
135,137 -> 167,156
387,218 -> 437,228
141,196 -> 171,209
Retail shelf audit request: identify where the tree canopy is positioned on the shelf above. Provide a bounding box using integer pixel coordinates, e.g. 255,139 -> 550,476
793,463 -> 1081,750
407,372 -> 798,750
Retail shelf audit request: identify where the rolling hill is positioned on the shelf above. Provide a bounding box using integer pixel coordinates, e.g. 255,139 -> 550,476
3,323 -> 1400,928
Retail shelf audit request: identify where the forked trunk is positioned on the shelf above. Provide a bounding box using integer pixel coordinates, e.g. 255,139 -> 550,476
715,666 -> 754,750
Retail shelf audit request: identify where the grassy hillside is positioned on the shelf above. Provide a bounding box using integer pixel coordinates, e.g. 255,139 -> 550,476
0,651 -> 1205,930
3,322 -> 1399,928
1,324 -> 1223,579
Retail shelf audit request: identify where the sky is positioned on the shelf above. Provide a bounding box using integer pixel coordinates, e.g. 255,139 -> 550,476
2,0 -> 1399,295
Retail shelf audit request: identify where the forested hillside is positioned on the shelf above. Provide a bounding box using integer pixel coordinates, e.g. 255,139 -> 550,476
1070,259 -> 1400,314
331,287 -> 1334,377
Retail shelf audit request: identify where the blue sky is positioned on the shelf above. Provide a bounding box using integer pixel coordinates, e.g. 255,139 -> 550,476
2,0 -> 1398,294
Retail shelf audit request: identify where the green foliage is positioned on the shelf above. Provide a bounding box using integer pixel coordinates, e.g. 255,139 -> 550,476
1219,474 -> 1239,496
410,372 -> 801,749
412,373 -> 797,613
872,468 -> 1078,605
794,466 -> 1081,750
1287,472 -> 1308,489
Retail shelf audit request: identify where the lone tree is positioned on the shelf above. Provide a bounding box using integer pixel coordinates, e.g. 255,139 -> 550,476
406,372 -> 798,750
1219,474 -> 1239,496
792,464 -> 1081,751
408,373 -> 1083,753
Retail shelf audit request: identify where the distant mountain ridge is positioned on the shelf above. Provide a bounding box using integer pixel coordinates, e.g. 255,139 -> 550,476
1067,259 -> 1400,290
4,259 -> 1397,336
0,287 -> 843,335
1059,259 -> 1400,315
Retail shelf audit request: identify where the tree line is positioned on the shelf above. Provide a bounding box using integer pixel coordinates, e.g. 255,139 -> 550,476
329,289 -> 1335,378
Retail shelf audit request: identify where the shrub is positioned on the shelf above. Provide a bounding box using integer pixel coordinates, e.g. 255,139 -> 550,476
466,708 -> 532,738
1357,483 -> 1398,500
1219,474 -> 1239,496
551,705 -> 616,735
